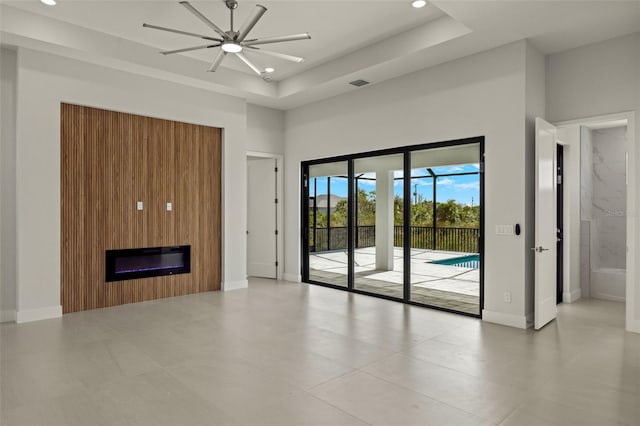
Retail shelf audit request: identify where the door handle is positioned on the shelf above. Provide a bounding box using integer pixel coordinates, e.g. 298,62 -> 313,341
530,246 -> 549,252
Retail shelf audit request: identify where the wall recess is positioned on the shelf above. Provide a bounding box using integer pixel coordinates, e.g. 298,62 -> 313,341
61,103 -> 221,313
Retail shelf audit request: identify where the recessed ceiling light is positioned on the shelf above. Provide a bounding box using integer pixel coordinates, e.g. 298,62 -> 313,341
41,0 -> 57,5
411,0 -> 427,8
264,67 -> 275,73
221,42 -> 242,53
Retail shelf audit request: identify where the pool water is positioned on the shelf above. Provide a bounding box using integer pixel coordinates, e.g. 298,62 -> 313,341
430,254 -> 480,269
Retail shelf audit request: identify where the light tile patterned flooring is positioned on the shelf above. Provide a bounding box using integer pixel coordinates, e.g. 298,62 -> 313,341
2,279 -> 639,425
310,247 -> 480,314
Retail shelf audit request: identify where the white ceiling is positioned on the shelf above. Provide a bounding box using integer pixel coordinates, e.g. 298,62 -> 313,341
2,0 -> 639,109
3,1 -> 446,79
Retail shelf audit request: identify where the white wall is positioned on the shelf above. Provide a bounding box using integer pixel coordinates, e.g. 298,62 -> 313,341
247,104 -> 285,155
9,47 -> 248,322
285,41 -> 532,328
1,48 -> 17,322
547,32 -> 640,331
524,41 -> 546,323
246,104 -> 285,278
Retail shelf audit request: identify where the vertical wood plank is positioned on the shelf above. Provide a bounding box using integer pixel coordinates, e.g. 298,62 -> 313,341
60,105 -> 222,313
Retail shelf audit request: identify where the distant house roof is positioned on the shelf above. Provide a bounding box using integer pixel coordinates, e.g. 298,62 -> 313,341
311,194 -> 346,209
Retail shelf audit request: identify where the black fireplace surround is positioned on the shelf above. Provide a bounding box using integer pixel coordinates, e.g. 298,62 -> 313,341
106,246 -> 191,282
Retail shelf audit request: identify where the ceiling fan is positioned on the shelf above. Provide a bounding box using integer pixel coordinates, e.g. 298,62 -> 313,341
143,0 -> 311,76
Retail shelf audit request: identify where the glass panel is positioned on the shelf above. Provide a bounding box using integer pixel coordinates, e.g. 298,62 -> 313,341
353,154 -> 404,299
308,161 -> 349,287
409,144 -> 481,315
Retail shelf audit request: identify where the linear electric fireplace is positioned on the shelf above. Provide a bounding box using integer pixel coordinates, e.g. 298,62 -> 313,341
106,246 -> 191,282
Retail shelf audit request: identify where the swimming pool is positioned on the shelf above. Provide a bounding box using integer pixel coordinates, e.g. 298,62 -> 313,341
430,254 -> 480,269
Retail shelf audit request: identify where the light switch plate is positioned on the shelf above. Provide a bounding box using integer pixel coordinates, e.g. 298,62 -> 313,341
495,225 -> 514,236
166,202 -> 172,211
137,201 -> 143,211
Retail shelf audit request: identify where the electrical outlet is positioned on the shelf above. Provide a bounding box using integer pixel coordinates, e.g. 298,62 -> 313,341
137,201 -> 143,211
504,291 -> 512,303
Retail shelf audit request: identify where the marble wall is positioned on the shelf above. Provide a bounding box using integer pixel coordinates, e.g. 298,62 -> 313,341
580,220 -> 591,297
591,126 -> 627,270
579,126 -> 593,296
580,127 -> 593,220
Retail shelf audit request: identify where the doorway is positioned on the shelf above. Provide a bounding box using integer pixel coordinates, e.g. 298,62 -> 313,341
580,125 -> 627,302
554,112 -> 637,333
246,153 -> 283,280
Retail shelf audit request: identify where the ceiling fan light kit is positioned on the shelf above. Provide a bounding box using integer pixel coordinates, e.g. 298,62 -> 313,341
143,0 -> 311,77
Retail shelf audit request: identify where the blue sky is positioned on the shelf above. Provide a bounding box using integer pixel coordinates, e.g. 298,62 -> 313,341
311,164 -> 480,206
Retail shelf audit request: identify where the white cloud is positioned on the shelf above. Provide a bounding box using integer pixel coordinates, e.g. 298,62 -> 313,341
454,182 -> 479,190
436,166 -> 465,173
437,178 -> 455,186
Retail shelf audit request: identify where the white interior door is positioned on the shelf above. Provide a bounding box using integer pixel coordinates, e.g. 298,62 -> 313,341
535,118 -> 558,329
247,158 -> 277,279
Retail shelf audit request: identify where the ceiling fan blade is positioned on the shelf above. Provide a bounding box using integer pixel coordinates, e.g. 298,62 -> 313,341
235,52 -> 262,75
142,23 -> 221,42
236,4 -> 267,42
245,46 -> 304,63
161,44 -> 221,55
207,50 -> 227,72
243,33 -> 311,46
179,1 -> 228,39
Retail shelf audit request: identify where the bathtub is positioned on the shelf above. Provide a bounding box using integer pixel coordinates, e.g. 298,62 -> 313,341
590,268 -> 626,302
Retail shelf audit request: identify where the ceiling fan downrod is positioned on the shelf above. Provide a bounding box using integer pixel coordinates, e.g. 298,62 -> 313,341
225,0 -> 238,32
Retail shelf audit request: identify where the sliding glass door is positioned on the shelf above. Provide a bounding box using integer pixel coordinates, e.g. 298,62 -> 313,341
409,144 -> 482,315
353,154 -> 405,299
302,138 -> 483,317
305,161 -> 349,287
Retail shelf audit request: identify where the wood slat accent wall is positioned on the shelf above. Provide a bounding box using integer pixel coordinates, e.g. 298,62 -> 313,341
61,103 -> 221,313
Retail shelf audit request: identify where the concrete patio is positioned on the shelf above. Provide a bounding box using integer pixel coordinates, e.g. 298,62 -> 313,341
309,247 -> 480,314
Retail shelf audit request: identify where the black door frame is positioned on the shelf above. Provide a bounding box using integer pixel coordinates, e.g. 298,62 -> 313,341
301,136 -> 485,318
556,144 -> 564,304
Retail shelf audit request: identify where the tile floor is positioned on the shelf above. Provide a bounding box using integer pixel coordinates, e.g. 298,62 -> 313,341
1,279 -> 639,426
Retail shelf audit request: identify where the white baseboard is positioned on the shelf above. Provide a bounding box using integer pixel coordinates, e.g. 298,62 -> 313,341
563,288 -> 582,303
591,292 -> 625,303
282,273 -> 301,283
526,312 -> 533,328
626,318 -> 640,334
1,310 -> 17,323
222,279 -> 248,291
16,305 -> 62,323
482,309 -> 531,329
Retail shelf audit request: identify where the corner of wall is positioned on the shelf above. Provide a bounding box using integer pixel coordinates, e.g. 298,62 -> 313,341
482,309 -> 531,329
283,273 -> 301,283
1,310 -> 17,323
222,279 -> 248,291
16,305 -> 62,323
563,288 -> 582,303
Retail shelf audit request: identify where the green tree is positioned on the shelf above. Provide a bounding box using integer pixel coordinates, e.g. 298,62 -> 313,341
331,199 -> 348,226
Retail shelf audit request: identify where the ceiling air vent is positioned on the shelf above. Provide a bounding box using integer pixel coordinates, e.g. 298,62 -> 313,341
349,79 -> 370,87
